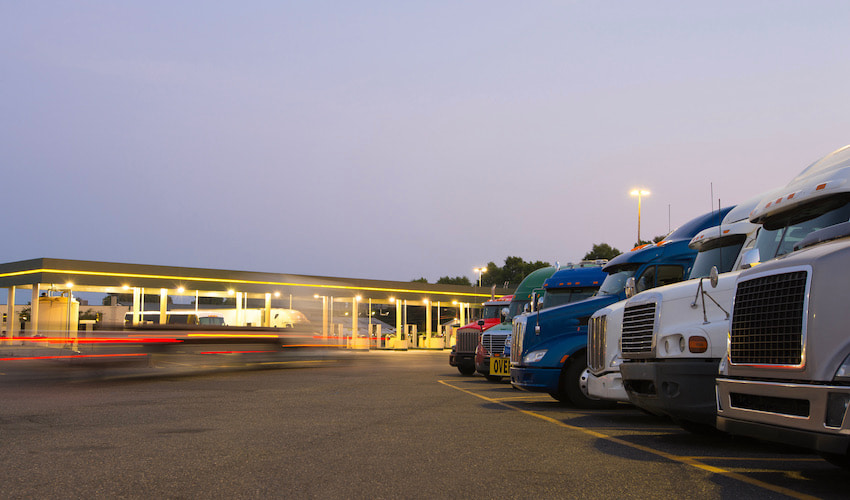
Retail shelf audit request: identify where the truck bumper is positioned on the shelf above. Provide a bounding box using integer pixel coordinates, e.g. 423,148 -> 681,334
510,366 -> 560,393
621,359 -> 719,426
586,370 -> 628,402
475,356 -> 491,376
449,353 -> 474,367
716,377 -> 850,455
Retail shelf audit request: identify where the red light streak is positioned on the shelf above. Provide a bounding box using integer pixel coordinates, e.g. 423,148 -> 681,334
0,353 -> 149,361
8,337 -> 182,344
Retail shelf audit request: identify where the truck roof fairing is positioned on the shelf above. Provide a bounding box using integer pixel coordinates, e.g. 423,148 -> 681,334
602,207 -> 733,272
543,266 -> 607,290
750,144 -> 850,225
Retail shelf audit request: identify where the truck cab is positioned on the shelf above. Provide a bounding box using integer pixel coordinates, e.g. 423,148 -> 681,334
449,294 -> 513,375
511,208 -> 731,407
491,263 -> 608,381
474,267 -> 557,380
612,198 -> 759,430
716,145 -> 850,467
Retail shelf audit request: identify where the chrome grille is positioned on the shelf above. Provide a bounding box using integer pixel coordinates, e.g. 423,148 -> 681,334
511,321 -> 525,364
483,333 -> 509,356
730,270 -> 807,366
455,328 -> 480,354
621,302 -> 656,357
588,315 -> 607,372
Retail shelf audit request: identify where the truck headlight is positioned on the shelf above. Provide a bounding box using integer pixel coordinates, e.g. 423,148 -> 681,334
834,353 -> 850,381
524,350 -> 547,364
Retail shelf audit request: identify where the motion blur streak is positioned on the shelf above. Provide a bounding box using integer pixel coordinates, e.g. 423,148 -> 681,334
199,350 -> 279,355
0,353 -> 148,361
8,337 -> 182,344
186,333 -> 279,339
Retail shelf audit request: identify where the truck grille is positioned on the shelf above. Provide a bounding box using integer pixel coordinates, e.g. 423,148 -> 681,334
588,315 -> 607,372
455,328 -> 481,354
511,322 -> 525,364
621,302 -> 656,357
483,333 -> 509,356
729,270 -> 807,366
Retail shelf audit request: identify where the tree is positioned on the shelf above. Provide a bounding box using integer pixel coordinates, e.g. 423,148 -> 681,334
583,243 -> 622,261
481,256 -> 551,288
436,276 -> 471,286
411,277 -> 429,283
633,234 -> 667,248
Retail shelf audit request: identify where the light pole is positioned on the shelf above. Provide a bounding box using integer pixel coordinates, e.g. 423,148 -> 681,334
474,267 -> 487,287
630,189 -> 651,244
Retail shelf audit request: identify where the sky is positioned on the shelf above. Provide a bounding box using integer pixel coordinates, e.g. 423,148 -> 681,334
2,1 -> 850,283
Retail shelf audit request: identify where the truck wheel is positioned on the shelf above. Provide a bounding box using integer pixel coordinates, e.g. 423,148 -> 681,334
548,392 -> 566,402
821,452 -> 850,470
675,418 -> 723,436
561,360 -> 618,409
457,361 -> 475,376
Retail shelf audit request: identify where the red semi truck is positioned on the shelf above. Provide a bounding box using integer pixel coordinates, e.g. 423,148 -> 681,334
449,295 -> 512,375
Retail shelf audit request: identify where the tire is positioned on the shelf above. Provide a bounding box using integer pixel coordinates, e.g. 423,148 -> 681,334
560,358 -> 619,409
548,392 -> 566,402
457,361 -> 475,376
821,452 -> 850,470
675,418 -> 723,436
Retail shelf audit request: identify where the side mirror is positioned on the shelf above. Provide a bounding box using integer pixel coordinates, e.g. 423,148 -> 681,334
740,248 -> 761,269
709,266 -> 719,288
625,277 -> 636,299
501,307 -> 510,318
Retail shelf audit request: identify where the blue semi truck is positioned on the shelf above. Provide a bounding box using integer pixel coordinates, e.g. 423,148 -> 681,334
483,262 -> 607,381
510,208 -> 732,407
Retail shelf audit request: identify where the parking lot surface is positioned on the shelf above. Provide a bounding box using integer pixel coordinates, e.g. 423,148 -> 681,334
0,349 -> 846,498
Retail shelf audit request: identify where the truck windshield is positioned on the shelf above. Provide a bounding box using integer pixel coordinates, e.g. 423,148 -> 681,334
757,198 -> 850,260
507,300 -> 529,319
596,265 -> 639,296
481,304 -> 503,320
542,287 -> 598,308
689,234 -> 747,279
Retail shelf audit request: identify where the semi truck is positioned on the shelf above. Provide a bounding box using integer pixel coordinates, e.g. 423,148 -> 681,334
449,294 -> 513,375
612,199 -> 759,431
715,144 -> 850,467
511,208 -> 731,408
474,267 -> 557,380
483,262 -> 607,381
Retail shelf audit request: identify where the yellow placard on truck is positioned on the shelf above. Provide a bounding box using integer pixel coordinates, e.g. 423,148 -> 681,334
490,356 -> 511,377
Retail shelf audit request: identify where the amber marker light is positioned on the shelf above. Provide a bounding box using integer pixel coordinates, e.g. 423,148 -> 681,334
688,336 -> 709,353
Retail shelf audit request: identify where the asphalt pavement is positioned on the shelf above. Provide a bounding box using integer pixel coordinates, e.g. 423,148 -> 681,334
0,349 -> 846,499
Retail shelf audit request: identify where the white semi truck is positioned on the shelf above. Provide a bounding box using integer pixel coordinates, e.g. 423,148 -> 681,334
586,201 -> 757,405
615,199 -> 759,430
716,144 -> 850,467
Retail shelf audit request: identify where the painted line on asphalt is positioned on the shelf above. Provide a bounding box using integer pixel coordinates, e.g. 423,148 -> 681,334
439,379 -> 819,500
686,456 -> 823,462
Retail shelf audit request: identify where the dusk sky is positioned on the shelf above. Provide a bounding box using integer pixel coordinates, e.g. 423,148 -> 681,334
3,2 -> 850,283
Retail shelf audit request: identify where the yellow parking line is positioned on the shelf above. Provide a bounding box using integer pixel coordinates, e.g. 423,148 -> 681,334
439,380 -> 819,500
686,457 -> 823,462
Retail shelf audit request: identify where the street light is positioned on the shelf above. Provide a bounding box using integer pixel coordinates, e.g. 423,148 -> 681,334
473,267 -> 487,287
630,189 -> 651,243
